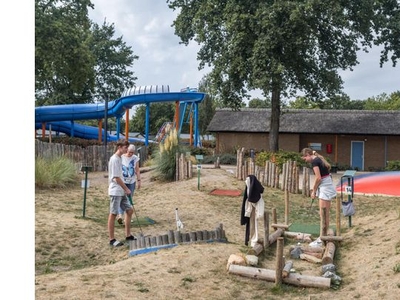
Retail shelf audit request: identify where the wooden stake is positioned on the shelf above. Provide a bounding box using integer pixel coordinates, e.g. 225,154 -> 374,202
272,208 -> 277,230
275,237 -> 284,285
336,196 -> 341,236
284,190 -> 289,224
264,211 -> 269,249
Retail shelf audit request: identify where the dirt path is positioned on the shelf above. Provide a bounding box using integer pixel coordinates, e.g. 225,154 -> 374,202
35,167 -> 400,299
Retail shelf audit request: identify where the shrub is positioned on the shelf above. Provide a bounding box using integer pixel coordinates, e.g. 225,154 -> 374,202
217,153 -> 237,165
35,157 -> 78,189
386,160 -> 400,171
154,128 -> 190,181
255,150 -> 305,170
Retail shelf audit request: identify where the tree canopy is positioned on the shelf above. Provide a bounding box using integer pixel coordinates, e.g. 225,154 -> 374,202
35,0 -> 138,106
168,0 -> 400,151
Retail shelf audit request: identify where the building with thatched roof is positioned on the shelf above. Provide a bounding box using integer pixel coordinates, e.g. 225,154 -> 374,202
206,109 -> 400,171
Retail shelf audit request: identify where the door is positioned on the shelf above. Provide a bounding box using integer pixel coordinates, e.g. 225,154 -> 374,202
351,141 -> 364,170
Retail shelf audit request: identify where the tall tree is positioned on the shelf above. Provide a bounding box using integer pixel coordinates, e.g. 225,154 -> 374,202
364,91 -> 400,110
90,21 -> 138,102
131,103 -> 175,135
197,75 -> 216,136
35,0 -> 95,105
35,0 -> 138,106
167,0 -> 400,152
248,98 -> 271,108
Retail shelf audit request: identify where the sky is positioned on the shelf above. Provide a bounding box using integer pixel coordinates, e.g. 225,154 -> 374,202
89,0 -> 400,101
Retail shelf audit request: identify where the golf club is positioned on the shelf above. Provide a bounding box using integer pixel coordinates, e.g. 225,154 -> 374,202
129,194 -> 144,237
308,197 -> 315,215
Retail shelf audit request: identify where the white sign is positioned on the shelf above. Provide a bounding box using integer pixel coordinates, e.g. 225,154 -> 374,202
345,186 -> 352,194
81,180 -> 90,188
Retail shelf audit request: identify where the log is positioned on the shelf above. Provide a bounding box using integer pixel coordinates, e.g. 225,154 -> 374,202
320,236 -> 344,242
269,228 -> 284,245
282,261 -> 293,278
271,223 -> 292,230
284,231 -> 313,242
322,242 -> 336,265
300,253 -> 322,264
289,245 -> 324,253
284,231 -> 312,239
252,243 -> 264,256
228,265 -> 330,288
303,251 -> 323,259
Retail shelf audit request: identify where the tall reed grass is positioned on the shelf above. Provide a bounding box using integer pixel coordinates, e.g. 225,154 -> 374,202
35,157 -> 78,189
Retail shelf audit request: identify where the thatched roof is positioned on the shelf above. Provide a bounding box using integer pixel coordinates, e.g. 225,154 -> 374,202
206,109 -> 400,135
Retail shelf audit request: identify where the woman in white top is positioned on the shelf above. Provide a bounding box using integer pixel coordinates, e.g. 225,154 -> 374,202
117,144 -> 141,224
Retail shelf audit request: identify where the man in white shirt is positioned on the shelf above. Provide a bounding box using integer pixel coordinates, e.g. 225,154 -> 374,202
108,139 -> 136,247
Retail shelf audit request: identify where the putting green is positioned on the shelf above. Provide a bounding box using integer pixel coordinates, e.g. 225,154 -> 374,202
289,224 -> 336,236
131,216 -> 156,226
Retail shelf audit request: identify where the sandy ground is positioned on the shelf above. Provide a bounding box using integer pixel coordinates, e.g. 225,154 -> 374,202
35,165 -> 400,300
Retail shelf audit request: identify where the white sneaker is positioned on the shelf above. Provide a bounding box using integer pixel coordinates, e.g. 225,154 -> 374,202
309,237 -> 322,247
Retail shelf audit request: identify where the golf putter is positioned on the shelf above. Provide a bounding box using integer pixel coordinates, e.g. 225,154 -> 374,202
308,197 -> 315,215
129,194 -> 144,237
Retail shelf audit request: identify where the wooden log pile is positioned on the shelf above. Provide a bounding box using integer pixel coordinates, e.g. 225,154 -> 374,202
129,223 -> 227,251
228,264 -> 331,288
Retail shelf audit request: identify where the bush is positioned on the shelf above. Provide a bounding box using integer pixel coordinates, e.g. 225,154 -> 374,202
154,128 -> 190,181
255,150 -> 305,170
200,153 -> 237,165
386,160 -> 400,171
36,157 -> 79,189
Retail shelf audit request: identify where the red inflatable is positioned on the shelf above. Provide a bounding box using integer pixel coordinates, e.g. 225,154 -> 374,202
336,171 -> 400,196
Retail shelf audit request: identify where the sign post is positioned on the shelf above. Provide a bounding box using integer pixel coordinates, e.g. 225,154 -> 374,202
195,155 -> 203,190
81,165 -> 93,218
340,170 -> 356,227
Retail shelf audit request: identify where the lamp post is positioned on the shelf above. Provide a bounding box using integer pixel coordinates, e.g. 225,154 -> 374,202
104,94 -> 108,171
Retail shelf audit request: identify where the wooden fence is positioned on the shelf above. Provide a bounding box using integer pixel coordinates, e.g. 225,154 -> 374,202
236,147 -> 311,196
35,140 -> 193,181
36,140 -> 116,172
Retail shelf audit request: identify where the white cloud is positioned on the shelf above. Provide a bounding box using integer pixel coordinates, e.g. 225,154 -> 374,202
89,0 -> 400,99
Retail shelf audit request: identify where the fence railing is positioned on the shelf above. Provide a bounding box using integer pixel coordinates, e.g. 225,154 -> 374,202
35,140 -> 192,181
35,140 -> 114,172
236,147 -> 311,196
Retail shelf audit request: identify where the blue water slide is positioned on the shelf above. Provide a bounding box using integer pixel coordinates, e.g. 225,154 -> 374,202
35,121 -> 146,142
35,86 -> 206,144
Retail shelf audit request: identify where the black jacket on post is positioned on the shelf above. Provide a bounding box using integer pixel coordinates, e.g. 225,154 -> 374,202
240,175 -> 264,246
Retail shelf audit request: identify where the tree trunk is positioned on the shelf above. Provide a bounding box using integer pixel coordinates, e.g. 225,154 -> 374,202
269,88 -> 280,152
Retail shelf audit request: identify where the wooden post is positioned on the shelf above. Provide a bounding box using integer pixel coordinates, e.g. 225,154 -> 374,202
264,211 -> 269,249
322,242 -> 336,265
272,208 -> 277,230
275,237 -> 284,286
320,207 -> 327,237
322,227 -> 337,265
284,190 -> 289,225
271,223 -> 291,230
336,196 -> 341,236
